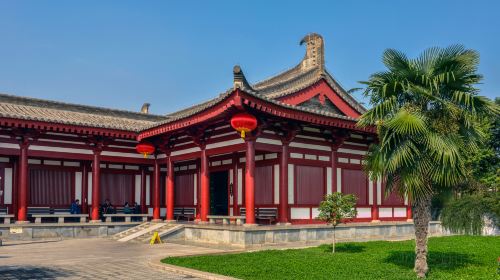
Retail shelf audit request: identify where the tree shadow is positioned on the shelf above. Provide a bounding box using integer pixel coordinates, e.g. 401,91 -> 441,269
0,265 -> 74,279
2,240 -> 61,247
384,251 -> 477,271
321,243 -> 366,253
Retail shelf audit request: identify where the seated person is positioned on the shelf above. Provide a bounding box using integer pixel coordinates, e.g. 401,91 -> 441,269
133,202 -> 141,214
123,202 -> 132,214
70,199 -> 81,214
102,199 -> 115,215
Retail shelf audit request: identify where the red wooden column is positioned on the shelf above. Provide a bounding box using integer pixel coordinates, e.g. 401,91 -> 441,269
81,163 -> 88,214
371,178 -> 380,222
16,138 -> 29,223
406,205 -> 413,221
90,149 -> 102,222
331,150 -> 338,193
278,143 -> 289,224
152,158 -> 161,221
12,157 -> 18,217
140,166 -> 147,214
200,147 -> 209,222
244,138 -> 256,225
232,153 -> 239,216
166,156 -> 175,221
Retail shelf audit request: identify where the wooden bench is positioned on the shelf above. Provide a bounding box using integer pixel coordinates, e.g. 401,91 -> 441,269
207,215 -> 246,225
28,207 -> 51,222
28,207 -> 87,223
240,208 -> 278,224
103,214 -> 149,223
0,214 -> 14,224
32,214 -> 88,223
174,207 -> 196,221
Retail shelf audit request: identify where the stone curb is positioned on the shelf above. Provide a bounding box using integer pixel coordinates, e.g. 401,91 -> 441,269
149,258 -> 240,280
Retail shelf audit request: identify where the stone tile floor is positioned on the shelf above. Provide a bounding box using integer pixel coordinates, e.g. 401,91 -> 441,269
0,238 -> 230,279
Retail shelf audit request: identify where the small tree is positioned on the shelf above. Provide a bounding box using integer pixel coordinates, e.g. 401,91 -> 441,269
317,192 -> 358,253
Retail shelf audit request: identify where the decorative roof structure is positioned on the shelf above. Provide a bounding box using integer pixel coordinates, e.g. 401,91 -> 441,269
0,33 -> 367,137
235,33 -> 365,114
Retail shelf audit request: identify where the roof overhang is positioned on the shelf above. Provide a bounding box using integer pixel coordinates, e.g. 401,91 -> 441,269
138,89 -> 375,141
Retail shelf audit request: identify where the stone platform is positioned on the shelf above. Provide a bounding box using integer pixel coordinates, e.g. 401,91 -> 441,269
162,221 -> 447,248
0,222 -> 140,240
0,221 -> 447,248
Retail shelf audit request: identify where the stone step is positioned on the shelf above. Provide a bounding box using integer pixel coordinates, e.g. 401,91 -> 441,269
134,225 -> 172,242
133,224 -> 183,243
117,223 -> 167,242
111,222 -> 151,240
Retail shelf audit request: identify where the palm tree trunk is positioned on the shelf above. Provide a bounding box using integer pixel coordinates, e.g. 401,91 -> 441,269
413,194 -> 432,278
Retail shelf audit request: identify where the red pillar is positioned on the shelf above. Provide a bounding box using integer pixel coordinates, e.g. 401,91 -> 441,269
331,150 -> 337,193
371,206 -> 379,221
16,140 -> 29,222
232,153 -> 238,216
371,179 -> 380,222
245,139 -> 256,225
166,156 -> 175,221
200,147 -> 209,222
81,163 -> 88,214
140,166 -> 147,214
278,144 -> 289,224
407,205 -> 412,221
90,150 -> 101,221
152,158 -> 161,221
12,157 -> 18,217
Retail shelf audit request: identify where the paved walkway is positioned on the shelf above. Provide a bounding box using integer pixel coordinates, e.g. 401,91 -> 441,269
0,238 -> 230,279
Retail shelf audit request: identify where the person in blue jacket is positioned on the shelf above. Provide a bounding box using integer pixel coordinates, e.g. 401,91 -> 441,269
70,199 -> 81,214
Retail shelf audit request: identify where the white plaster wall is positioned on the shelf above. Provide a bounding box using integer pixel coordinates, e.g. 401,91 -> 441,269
74,172 -> 82,201
357,207 -> 372,218
134,175 -> 141,204
3,168 -> 12,204
291,208 -> 309,219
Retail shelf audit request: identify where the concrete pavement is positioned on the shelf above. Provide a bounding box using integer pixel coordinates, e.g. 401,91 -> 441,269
0,238 -> 230,279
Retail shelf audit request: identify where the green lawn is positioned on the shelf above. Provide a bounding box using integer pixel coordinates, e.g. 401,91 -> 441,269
162,236 -> 500,280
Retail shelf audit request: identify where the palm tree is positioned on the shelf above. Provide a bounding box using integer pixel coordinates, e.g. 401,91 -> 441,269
357,45 -> 497,278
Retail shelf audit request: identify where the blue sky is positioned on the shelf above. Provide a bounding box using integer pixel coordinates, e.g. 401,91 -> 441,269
0,1 -> 498,114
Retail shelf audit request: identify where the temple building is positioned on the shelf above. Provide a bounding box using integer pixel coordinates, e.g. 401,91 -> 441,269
0,33 -> 410,225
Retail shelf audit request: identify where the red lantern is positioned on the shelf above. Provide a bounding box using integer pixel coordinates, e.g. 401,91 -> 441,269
230,113 -> 258,139
136,142 -> 155,158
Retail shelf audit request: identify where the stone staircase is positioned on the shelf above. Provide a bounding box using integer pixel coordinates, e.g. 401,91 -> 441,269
112,222 -> 184,243
111,222 -> 152,240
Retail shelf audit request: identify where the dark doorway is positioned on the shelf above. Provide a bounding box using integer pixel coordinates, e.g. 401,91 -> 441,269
210,171 -> 229,215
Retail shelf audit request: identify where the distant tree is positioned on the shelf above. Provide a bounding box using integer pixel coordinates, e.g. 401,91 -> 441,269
440,98 -> 499,235
463,97 -> 500,191
441,193 -> 499,235
317,192 -> 357,253
357,45 -> 498,278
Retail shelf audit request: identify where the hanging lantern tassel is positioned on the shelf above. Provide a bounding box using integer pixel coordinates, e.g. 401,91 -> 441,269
135,142 -> 155,158
230,113 -> 257,139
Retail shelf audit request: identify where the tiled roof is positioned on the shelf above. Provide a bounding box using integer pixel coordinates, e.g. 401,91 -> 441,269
0,93 -> 168,132
0,33 -> 366,135
147,34 -> 366,129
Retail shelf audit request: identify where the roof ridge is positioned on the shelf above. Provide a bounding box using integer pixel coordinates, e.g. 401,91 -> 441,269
251,64 -> 303,88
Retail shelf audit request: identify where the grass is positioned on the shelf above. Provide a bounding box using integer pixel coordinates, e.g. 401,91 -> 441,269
162,236 -> 500,280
